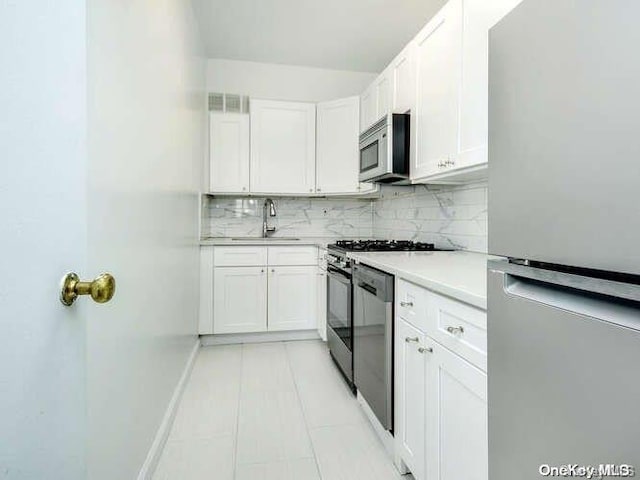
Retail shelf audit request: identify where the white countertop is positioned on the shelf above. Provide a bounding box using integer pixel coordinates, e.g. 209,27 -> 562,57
347,251 -> 494,310
199,236 -> 335,248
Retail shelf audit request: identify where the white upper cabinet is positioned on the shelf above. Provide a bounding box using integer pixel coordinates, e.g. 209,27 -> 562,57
413,0 -> 463,181
361,69 -> 392,134
375,68 -> 392,121
360,83 -> 377,133
409,0 -> 523,182
209,113 -> 250,193
250,99 -> 316,195
457,0 -> 524,171
391,43 -> 416,114
316,96 -> 361,194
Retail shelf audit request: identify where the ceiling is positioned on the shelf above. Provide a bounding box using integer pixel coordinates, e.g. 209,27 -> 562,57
191,0 -> 447,73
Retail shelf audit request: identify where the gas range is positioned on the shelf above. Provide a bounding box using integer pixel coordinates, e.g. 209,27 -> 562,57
324,239 -> 451,397
326,239 -> 451,275
329,239 -> 443,253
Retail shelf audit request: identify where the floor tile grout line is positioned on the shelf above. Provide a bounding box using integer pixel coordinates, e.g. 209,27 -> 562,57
232,344 -> 245,480
285,340 -> 326,479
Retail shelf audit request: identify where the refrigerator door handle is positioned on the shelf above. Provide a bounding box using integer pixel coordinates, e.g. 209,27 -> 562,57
489,259 -> 640,304
498,270 -> 640,334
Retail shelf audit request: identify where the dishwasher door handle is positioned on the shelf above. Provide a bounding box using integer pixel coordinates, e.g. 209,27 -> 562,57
358,282 -> 378,296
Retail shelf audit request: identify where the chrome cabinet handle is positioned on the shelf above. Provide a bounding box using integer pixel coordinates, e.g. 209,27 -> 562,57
446,326 -> 465,335
400,301 -> 414,307
405,337 -> 419,343
418,346 -> 433,354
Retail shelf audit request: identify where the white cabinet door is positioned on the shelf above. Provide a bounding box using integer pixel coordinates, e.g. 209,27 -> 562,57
213,266 -> 268,334
427,291 -> 487,372
316,96 -> 361,194
199,247 -> 214,335
413,0 -> 463,180
316,266 -> 327,342
456,0 -> 524,171
375,69 -> 391,121
360,83 -> 377,132
267,245 -> 318,266
268,266 -> 317,331
392,43 -> 416,114
250,99 -> 316,194
209,112 -> 250,193
214,246 -> 268,267
425,339 -> 488,480
396,319 -> 427,480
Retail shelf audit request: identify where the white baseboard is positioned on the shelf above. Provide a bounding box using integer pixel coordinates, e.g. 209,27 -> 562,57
200,330 -> 321,346
356,391 -> 395,458
137,338 -> 201,480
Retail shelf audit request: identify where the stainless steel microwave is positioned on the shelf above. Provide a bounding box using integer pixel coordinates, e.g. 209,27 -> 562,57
358,113 -> 410,184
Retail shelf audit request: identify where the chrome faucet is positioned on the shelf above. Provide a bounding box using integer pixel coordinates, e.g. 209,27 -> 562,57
262,198 -> 276,237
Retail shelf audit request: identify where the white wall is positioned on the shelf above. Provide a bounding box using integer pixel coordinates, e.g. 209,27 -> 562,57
86,1 -> 205,479
0,2 -> 88,478
207,58 -> 377,102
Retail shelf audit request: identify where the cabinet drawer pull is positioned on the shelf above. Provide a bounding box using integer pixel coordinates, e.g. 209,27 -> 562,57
400,301 -> 414,307
405,336 -> 419,343
446,326 -> 465,335
418,346 -> 433,354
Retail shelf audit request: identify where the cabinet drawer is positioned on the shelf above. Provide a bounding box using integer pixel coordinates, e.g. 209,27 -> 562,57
427,291 -> 487,371
214,246 -> 267,266
267,246 -> 317,266
397,279 -> 429,330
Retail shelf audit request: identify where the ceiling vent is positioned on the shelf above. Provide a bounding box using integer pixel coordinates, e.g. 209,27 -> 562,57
208,93 -> 250,114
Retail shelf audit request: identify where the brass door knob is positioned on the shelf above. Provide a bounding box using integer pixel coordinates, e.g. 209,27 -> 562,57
60,272 -> 116,306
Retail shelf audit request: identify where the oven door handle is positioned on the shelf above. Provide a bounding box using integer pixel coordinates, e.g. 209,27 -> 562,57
327,267 -> 351,285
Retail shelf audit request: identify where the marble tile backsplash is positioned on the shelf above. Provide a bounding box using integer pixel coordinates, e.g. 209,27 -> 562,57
372,183 -> 488,253
202,196 -> 374,239
202,182 -> 488,252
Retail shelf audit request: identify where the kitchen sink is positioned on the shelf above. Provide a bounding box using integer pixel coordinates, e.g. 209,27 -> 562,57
230,237 -> 300,241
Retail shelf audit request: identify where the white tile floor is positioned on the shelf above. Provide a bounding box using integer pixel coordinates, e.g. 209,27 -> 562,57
153,340 -> 408,480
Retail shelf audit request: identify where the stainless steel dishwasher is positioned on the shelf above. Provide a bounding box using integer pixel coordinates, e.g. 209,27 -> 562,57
353,263 -> 394,432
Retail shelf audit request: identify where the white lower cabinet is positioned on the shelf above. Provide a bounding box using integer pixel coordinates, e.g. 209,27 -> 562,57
396,280 -> 487,480
397,319 -> 427,480
213,266 -> 268,334
425,340 -> 488,480
206,246 -> 322,335
267,266 -> 317,331
316,265 -> 327,342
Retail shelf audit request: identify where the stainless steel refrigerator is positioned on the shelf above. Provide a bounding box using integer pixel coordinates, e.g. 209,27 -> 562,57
488,1 -> 640,478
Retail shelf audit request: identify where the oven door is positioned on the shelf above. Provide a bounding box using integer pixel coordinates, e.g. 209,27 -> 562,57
326,266 -> 352,349
358,121 -> 388,182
